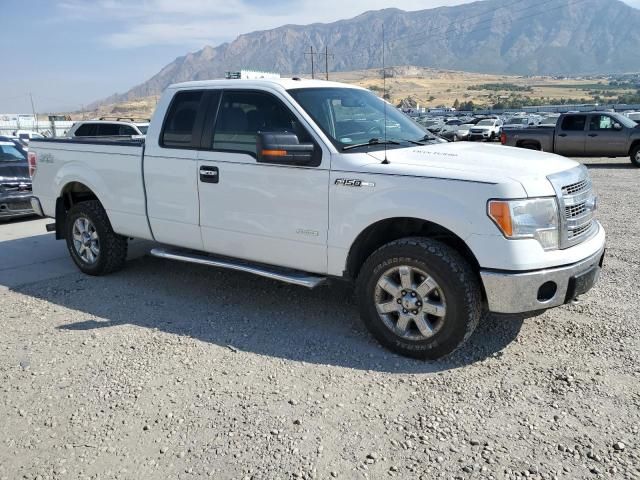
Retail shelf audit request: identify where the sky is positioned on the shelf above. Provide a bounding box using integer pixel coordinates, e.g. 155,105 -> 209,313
1,0 -> 639,113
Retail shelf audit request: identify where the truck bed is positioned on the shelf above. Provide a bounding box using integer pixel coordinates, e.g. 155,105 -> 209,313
29,137 -> 151,240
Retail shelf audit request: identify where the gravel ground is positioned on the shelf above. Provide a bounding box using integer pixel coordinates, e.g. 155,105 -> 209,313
0,157 -> 638,480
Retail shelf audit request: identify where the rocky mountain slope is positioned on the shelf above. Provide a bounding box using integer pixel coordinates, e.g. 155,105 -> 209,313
99,0 -> 640,104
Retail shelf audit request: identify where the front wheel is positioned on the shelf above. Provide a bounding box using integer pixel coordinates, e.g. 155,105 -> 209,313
65,200 -> 128,275
631,145 -> 640,167
356,238 -> 482,360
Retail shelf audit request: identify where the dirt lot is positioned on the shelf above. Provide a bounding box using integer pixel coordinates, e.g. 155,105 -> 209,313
0,157 -> 638,480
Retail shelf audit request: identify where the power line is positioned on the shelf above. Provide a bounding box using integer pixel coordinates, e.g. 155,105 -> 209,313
305,45 -> 316,79
321,46 -> 334,80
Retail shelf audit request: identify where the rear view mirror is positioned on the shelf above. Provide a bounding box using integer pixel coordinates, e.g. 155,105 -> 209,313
256,132 -> 318,166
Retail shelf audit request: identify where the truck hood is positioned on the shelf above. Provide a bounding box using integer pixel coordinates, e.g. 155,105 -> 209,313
363,142 -> 579,196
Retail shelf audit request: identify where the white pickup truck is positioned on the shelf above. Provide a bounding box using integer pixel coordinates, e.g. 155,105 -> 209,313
29,79 -> 606,359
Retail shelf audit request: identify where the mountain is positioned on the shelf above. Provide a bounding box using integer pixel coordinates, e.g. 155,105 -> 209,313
99,0 -> 640,104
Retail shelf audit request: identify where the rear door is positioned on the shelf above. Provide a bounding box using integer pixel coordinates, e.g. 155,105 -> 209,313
143,90 -> 208,250
555,115 -> 587,156
196,89 -> 330,274
586,114 -> 629,156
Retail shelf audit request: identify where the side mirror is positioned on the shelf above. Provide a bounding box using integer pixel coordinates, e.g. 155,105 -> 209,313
613,123 -> 623,131
256,132 -> 318,166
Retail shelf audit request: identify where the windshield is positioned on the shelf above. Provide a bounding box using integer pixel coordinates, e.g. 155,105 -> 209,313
477,119 -> 495,126
612,113 -> 637,128
288,87 -> 434,149
0,142 -> 27,162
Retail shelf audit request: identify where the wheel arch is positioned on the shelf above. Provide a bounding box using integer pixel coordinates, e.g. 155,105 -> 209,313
55,181 -> 102,240
345,217 -> 481,282
516,140 -> 542,150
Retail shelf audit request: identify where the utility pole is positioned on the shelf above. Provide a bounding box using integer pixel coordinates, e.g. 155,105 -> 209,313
304,46 -> 316,79
29,92 -> 39,131
322,46 -> 334,81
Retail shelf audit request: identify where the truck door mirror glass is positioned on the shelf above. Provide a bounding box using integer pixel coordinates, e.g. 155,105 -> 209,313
256,132 -> 316,166
613,123 -> 623,131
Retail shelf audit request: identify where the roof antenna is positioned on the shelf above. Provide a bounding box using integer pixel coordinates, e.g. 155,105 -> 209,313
381,22 -> 389,165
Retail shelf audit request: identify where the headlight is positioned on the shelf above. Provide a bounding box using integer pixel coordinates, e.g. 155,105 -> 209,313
488,198 -> 560,250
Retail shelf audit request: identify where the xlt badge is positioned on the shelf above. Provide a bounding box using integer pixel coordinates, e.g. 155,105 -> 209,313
335,179 -> 375,187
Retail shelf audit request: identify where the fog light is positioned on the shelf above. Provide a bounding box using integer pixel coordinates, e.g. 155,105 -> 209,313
537,281 -> 557,302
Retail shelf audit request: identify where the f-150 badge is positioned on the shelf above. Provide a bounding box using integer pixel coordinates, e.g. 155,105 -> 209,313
335,179 -> 375,187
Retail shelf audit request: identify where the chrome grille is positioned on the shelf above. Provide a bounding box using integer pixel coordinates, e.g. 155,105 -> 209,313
548,165 -> 597,249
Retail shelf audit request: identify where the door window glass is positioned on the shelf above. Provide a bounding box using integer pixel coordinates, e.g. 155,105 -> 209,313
74,123 -> 97,136
561,115 -> 586,131
211,91 -> 307,155
161,91 -> 204,148
589,115 -> 615,130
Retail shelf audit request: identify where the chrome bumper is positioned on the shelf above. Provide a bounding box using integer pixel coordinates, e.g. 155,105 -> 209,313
480,241 -> 606,314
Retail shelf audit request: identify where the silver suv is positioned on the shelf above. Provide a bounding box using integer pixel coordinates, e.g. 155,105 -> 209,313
66,117 -> 149,138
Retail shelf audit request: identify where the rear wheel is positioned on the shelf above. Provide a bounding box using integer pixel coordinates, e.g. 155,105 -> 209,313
631,145 -> 640,167
356,237 -> 482,360
65,200 -> 128,275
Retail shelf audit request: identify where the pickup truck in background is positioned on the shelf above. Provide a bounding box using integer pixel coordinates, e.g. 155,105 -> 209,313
29,79 -> 606,359
502,111 -> 640,166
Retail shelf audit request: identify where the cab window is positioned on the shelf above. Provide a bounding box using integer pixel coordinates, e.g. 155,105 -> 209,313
211,91 -> 310,156
589,115 -> 615,131
561,115 -> 586,131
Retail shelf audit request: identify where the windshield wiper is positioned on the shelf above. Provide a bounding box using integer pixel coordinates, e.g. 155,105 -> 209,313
402,135 -> 440,146
342,138 -> 400,151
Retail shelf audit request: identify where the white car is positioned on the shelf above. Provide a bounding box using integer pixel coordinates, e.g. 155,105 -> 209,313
469,118 -> 503,141
14,130 -> 45,144
29,79 -> 605,360
66,119 -> 149,138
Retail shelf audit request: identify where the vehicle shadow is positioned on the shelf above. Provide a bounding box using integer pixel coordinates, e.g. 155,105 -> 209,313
584,162 -> 634,170
13,255 -> 526,374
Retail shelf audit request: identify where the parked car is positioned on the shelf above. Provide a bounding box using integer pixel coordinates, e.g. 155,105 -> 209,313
469,118 -> 503,141
29,79 -> 605,359
503,117 -> 537,129
501,112 -> 640,166
0,137 -> 33,220
14,130 -> 45,145
66,119 -> 149,138
438,119 -> 465,141
625,111 -> 640,122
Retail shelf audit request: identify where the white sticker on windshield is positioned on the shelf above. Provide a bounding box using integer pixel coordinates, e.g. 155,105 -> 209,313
340,138 -> 353,143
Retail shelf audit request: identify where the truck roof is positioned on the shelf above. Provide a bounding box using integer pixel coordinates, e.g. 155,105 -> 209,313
168,78 -> 365,91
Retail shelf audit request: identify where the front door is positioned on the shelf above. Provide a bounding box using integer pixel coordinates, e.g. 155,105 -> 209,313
196,89 -> 330,274
586,114 -> 629,157
555,114 -> 587,156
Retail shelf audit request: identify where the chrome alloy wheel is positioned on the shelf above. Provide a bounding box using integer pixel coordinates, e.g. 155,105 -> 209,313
374,265 -> 446,340
72,217 -> 100,265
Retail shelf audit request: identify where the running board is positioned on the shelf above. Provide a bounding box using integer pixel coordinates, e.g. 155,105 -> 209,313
150,248 -> 327,289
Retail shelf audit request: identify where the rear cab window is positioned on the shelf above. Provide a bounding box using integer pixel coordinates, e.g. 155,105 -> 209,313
560,115 -> 587,131
161,90 -> 205,148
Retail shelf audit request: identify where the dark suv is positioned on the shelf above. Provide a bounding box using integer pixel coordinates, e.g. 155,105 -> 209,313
0,136 -> 33,220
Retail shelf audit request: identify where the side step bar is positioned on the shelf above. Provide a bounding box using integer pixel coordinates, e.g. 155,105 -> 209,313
150,248 -> 327,289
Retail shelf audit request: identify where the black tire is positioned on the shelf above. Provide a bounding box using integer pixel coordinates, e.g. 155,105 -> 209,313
631,145 -> 640,167
356,237 -> 482,360
65,200 -> 128,275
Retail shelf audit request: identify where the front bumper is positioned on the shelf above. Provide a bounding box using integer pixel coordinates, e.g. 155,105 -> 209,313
469,131 -> 492,140
480,237 -> 606,314
0,194 -> 35,219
